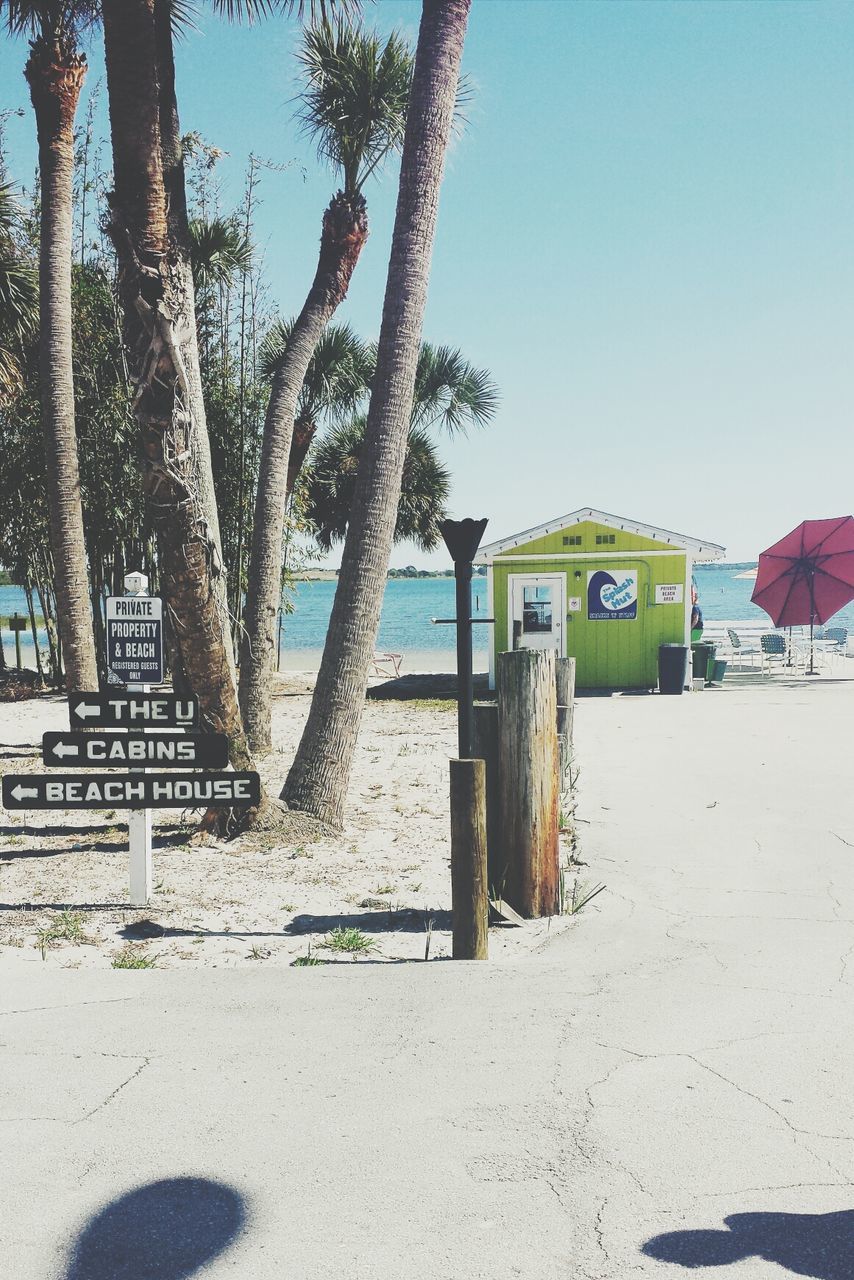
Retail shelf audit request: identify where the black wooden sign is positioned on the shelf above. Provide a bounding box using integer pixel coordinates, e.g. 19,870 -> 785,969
42,731 -> 229,769
2,771 -> 260,811
106,595 -> 164,685
68,693 -> 199,729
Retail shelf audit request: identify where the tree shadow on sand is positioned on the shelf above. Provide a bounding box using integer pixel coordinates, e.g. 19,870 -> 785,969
643,1208 -> 854,1278
63,1177 -> 246,1280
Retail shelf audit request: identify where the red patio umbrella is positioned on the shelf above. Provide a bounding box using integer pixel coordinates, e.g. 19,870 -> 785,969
752,516 -> 854,673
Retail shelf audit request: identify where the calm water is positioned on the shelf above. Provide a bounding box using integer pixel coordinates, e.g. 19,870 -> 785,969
2,565 -> 851,667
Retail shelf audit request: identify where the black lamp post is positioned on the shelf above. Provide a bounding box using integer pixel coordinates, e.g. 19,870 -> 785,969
438,517 -> 489,758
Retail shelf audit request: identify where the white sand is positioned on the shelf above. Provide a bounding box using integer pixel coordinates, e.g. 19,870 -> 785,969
0,676 -> 573,969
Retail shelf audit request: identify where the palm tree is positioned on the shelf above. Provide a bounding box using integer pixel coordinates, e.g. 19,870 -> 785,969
100,0 -> 354,833
239,19 -> 413,753
283,0 -> 472,826
303,418 -> 450,553
101,0 -> 259,836
300,340 -> 497,551
3,0 -> 100,693
258,318 -> 370,497
0,176 -> 38,402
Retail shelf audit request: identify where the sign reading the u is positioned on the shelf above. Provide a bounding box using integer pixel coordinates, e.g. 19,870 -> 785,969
588,569 -> 638,620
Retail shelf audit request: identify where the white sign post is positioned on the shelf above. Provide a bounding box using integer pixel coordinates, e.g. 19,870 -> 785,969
125,572 -> 153,906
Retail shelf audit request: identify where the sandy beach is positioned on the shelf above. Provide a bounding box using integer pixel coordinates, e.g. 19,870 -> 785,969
0,672 -> 574,969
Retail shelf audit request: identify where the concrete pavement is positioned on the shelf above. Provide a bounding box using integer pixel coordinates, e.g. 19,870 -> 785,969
4,674 -> 854,1278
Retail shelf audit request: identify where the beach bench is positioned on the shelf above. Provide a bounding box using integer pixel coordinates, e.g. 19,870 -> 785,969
370,651 -> 404,680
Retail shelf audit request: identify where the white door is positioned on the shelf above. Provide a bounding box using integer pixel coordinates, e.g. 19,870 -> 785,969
509,574 -> 565,654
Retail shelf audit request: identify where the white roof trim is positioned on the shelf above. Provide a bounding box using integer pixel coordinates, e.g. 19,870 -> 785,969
475,507 -> 726,563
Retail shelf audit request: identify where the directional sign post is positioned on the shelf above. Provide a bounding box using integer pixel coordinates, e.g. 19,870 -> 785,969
69,692 -> 198,728
2,772 -> 260,810
42,731 -> 229,769
1,569 -> 260,908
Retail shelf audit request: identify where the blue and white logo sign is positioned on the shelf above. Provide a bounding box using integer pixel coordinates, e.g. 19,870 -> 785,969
587,569 -> 638,620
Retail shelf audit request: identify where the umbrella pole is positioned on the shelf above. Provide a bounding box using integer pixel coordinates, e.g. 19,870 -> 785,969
786,625 -> 794,667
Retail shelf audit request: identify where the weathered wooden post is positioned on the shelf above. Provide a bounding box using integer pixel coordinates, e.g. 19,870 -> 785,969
450,757 -> 488,959
497,649 -> 560,917
438,517 -> 489,757
555,656 -> 576,786
472,701 -> 501,893
9,613 -> 27,670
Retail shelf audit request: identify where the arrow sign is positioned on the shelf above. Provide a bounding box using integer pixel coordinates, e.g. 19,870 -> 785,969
2,772 -> 260,811
68,694 -> 199,729
42,731 -> 229,770
10,783 -> 38,802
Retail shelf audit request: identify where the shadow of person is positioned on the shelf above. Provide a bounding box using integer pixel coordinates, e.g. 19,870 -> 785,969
643,1209 -> 854,1278
64,1177 -> 246,1280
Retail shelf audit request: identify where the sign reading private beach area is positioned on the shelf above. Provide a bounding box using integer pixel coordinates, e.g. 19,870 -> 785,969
106,594 -> 163,684
2,771 -> 260,811
655,583 -> 684,605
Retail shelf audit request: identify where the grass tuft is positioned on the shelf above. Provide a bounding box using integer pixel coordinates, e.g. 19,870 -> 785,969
112,946 -> 157,969
319,927 -> 379,960
35,910 -> 89,959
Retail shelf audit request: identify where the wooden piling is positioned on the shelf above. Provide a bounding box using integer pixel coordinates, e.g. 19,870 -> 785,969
449,758 -> 489,960
497,649 -> 560,918
472,701 -> 502,894
555,656 -> 576,786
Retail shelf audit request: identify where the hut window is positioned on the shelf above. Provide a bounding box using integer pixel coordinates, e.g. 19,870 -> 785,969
595,534 -> 616,545
563,534 -> 582,546
522,585 -> 553,633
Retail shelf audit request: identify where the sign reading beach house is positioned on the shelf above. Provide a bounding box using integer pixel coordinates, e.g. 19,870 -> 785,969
587,569 -> 638,620
106,594 -> 163,685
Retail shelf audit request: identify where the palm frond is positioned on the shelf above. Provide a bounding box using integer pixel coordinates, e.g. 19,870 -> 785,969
259,317 -> 370,421
168,0 -> 199,39
0,252 -> 38,336
410,343 -> 499,436
187,216 -> 252,289
213,0 -> 360,23
0,344 -> 25,403
296,19 -> 413,194
0,1 -> 100,39
0,179 -> 22,240
302,416 -> 448,553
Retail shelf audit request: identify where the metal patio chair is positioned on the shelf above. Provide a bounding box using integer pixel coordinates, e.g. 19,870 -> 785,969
726,628 -> 760,670
760,632 -> 790,674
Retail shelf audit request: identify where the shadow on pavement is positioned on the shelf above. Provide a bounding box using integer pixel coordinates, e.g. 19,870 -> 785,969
643,1209 -> 854,1278
64,1177 -> 246,1280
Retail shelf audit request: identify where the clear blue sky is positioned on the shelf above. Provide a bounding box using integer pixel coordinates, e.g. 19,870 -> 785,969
2,0 -> 853,566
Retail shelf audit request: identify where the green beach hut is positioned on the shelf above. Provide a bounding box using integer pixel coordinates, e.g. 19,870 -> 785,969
476,508 -> 726,690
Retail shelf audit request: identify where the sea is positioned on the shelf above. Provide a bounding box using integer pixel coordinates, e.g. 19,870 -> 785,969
1,564 -> 848,671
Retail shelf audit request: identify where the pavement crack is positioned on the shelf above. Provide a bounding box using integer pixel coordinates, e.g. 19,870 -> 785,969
77,1055 -> 150,1122
0,997 -> 134,1018
684,1053 -> 853,1180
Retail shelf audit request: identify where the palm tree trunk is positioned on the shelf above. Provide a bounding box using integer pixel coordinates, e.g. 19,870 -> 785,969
25,34 -> 99,694
286,416 -> 317,498
238,191 -> 368,753
283,0 -> 471,826
153,0 -> 229,626
102,0 -> 260,832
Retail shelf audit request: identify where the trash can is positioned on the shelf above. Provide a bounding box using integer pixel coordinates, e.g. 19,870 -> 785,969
710,659 -> 728,684
691,642 -> 716,681
658,643 -> 689,695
